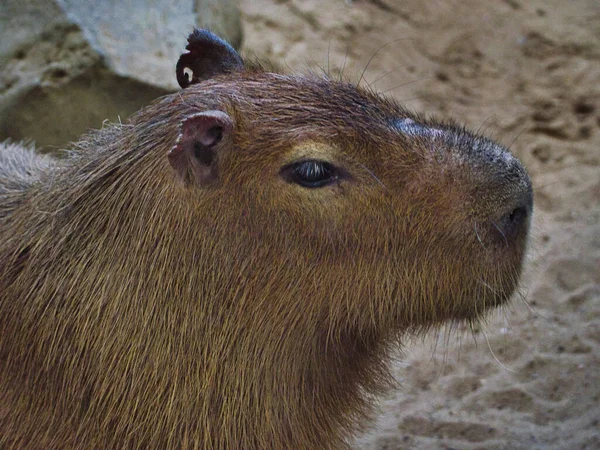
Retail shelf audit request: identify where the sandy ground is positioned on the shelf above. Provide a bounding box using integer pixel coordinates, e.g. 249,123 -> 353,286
240,1 -> 599,448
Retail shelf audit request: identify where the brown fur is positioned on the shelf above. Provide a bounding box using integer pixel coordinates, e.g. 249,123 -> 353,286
0,53 -> 531,448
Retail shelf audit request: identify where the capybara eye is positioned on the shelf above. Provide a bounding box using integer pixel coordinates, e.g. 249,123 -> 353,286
284,160 -> 337,188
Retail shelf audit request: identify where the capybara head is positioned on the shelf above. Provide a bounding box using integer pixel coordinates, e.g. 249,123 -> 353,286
0,29 -> 532,449
169,29 -> 532,331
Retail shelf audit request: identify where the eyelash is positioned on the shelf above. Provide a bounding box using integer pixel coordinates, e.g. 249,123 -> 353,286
281,160 -> 339,188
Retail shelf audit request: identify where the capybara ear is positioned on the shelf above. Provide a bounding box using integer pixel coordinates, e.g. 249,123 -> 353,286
167,110 -> 233,186
176,29 -> 244,89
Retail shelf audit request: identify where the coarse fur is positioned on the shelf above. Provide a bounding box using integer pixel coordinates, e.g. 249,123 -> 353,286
0,31 -> 532,449
0,141 -> 56,220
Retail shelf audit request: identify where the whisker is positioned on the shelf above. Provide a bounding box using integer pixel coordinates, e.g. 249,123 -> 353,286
327,39 -> 331,78
516,285 -> 549,320
473,222 -> 486,250
357,162 -> 387,191
368,67 -> 400,88
492,221 -> 508,247
488,124 -> 502,142
476,114 -> 496,135
477,277 -> 500,295
395,96 -> 425,104
356,38 -> 415,88
533,180 -> 563,190
468,319 -> 480,347
507,126 -> 528,152
339,45 -> 350,82
382,77 -> 433,94
482,328 -> 516,373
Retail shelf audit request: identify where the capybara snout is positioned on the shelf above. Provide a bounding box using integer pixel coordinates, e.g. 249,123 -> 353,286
391,117 -> 532,254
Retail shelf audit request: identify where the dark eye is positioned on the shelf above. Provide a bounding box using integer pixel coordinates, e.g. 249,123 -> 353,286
282,160 -> 338,188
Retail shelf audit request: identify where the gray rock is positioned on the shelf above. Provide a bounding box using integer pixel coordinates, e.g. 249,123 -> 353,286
195,0 -> 243,50
0,0 -> 242,151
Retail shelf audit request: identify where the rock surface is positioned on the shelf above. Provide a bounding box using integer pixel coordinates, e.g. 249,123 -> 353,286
0,0 -> 242,150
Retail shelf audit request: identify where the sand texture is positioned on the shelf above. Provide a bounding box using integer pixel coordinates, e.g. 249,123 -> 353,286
240,1 -> 599,448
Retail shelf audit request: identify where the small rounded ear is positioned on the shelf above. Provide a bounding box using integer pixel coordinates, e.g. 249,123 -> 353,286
168,110 -> 233,186
176,29 -> 244,89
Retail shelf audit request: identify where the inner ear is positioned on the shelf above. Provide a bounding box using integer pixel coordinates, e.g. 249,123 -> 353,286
198,126 -> 223,148
193,141 -> 215,165
176,29 -> 244,89
168,111 -> 233,186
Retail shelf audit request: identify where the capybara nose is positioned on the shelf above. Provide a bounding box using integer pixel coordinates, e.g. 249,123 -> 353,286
487,164 -> 533,245
495,187 -> 533,240
452,132 -> 534,247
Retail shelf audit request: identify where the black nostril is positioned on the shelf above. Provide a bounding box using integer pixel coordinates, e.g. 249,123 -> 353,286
507,206 -> 527,229
497,200 -> 531,240
493,173 -> 534,241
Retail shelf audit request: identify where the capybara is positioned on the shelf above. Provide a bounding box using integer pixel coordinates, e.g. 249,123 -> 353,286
0,29 -> 533,449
